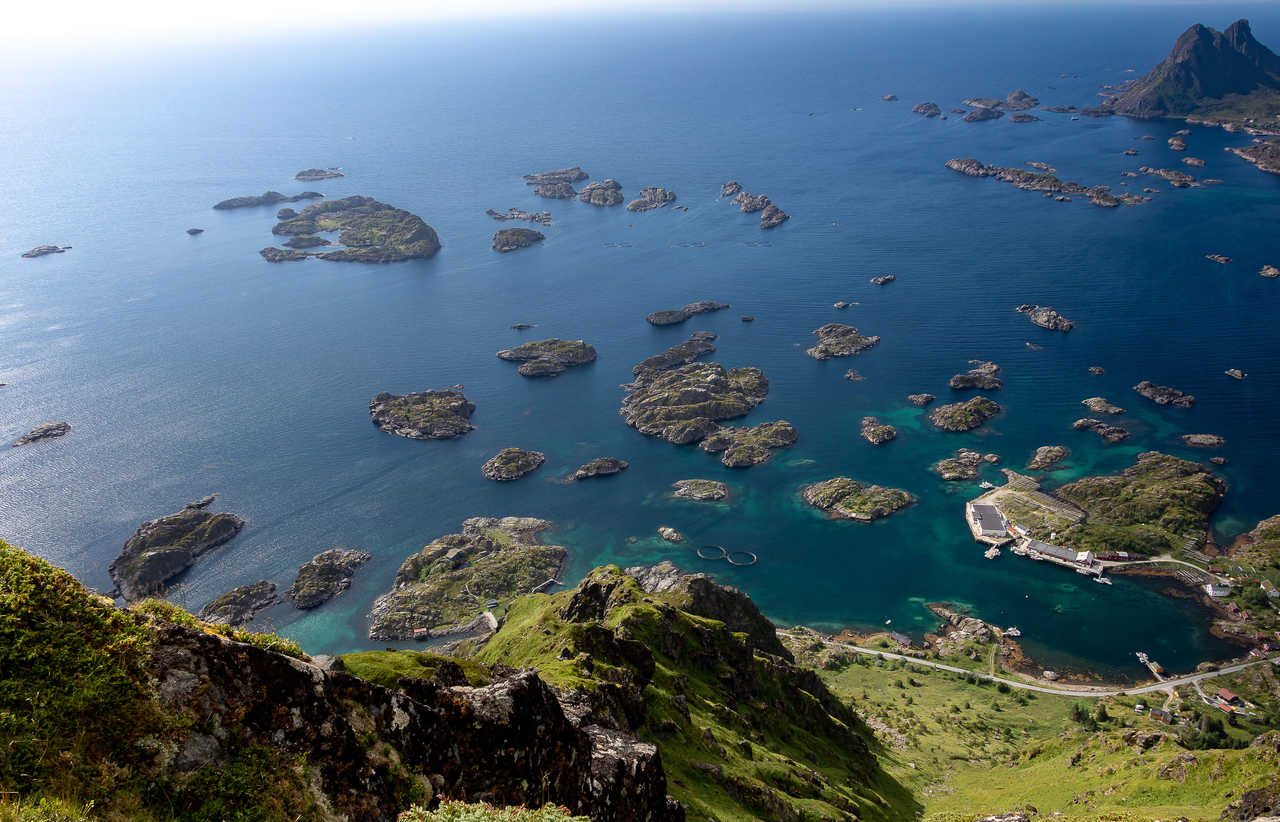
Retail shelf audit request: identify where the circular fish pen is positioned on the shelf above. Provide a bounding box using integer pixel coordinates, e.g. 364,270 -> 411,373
727,550 -> 758,567
695,544 -> 727,561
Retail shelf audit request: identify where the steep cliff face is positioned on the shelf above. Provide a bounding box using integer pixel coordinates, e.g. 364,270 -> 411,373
1109,19 -> 1280,116
0,541 -> 680,821
477,562 -> 917,822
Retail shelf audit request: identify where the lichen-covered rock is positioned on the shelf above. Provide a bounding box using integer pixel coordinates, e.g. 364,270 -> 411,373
482,448 -> 546,481
907,393 -> 936,407
802,477 -> 915,521
1181,433 -> 1225,448
860,416 -> 897,445
1134,380 -> 1196,408
1082,396 -> 1126,415
578,179 -> 623,207
1016,304 -> 1075,331
1027,445 -> 1068,470
1073,417 -> 1131,443
109,497 -> 245,601
948,360 -> 1002,390
633,332 -> 716,375
626,187 -> 677,212
493,227 -> 546,252
370,389 -> 475,439
271,196 -> 441,262
928,396 -> 1000,431
699,420 -> 798,467
12,421 -> 71,447
671,479 -> 728,501
620,362 -> 769,445
805,323 -> 881,359
286,548 -> 373,609
497,339 -> 597,378
572,457 -> 629,480
368,517 -> 565,640
197,580 -> 279,625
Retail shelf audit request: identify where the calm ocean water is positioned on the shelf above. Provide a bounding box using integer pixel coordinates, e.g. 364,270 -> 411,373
2,5 -> 1278,678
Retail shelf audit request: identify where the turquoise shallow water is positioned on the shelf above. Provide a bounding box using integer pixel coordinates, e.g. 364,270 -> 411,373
2,5 -> 1279,679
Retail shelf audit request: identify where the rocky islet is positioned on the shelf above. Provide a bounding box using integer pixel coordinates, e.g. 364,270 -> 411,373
286,548 -> 373,609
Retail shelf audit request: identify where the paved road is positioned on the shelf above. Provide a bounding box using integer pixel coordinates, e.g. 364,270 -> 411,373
779,631 -> 1275,698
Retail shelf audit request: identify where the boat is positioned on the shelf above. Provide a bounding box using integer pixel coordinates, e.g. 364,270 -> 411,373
1093,576 -> 1113,585
1004,627 -> 1022,637
979,481 -> 995,490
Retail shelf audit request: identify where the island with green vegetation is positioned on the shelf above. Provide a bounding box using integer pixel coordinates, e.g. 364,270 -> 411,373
802,477 -> 916,521
698,419 -> 798,467
671,478 -> 728,501
266,195 -> 441,262
496,338 -> 597,378
928,396 -> 1001,431
369,388 -> 476,440
481,447 -> 546,481
805,323 -> 881,359
620,361 -> 769,445
493,227 -> 545,252
285,548 -> 372,609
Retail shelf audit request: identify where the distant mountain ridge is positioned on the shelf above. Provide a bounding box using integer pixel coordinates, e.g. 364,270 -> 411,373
1108,19 -> 1280,117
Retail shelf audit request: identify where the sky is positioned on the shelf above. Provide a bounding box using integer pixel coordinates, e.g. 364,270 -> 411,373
0,0 -> 1250,51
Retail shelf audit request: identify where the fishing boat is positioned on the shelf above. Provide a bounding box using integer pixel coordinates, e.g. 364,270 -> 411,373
1093,576 -> 1113,585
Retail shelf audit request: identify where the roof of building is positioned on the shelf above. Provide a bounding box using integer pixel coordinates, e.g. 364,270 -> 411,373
971,503 -> 1006,531
1218,688 -> 1239,702
889,631 -> 912,646
1026,539 -> 1076,562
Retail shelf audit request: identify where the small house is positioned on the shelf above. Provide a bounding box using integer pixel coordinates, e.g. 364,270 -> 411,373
412,627 -> 430,641
1205,582 -> 1232,598
1217,688 -> 1242,706
1262,579 -> 1279,599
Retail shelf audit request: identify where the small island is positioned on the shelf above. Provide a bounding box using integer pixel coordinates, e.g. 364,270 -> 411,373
759,204 -> 789,229
213,190 -> 322,210
948,360 -> 1002,391
1181,433 -> 1226,448
13,421 -> 71,447
286,548 -> 373,609
493,228 -> 545,253
645,301 -> 730,326
805,323 -> 881,360
911,102 -> 942,118
1027,445 -> 1068,470
486,207 -> 552,225
481,447 -> 546,481
1016,304 -> 1074,331
620,361 -> 769,446
672,479 -> 729,501
367,516 -> 566,640
720,181 -> 744,198
1073,418 -> 1131,443
198,580 -> 279,626
633,331 -> 717,376
572,457 -> 629,480
108,496 -> 245,602
626,187 -> 677,212
21,245 -> 70,258
907,393 -> 936,407
1134,380 -> 1196,408
860,416 -> 897,445
802,477 -> 916,522
369,389 -> 476,440
732,190 -> 771,213
523,166 -> 589,186
497,338 -> 597,377
928,397 -> 1000,431
933,449 -> 998,480
1082,397 -> 1126,415
296,168 -> 344,181
700,420 -> 798,467
947,158 -> 1148,207
578,179 -> 624,207
268,196 -> 441,263
870,274 -> 895,286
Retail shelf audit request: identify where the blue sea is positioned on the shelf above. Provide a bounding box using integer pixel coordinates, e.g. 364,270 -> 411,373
3,4 -> 1279,680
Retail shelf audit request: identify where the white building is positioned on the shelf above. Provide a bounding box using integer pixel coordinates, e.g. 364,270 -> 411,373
1204,582 -> 1232,598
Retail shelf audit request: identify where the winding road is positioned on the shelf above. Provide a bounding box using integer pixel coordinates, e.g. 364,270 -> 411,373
778,630 -> 1276,698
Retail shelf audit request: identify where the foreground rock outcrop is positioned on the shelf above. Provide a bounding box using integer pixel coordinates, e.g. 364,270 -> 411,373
197,580 -> 279,625
286,548 -> 373,609
109,496 -> 246,601
369,389 -> 476,439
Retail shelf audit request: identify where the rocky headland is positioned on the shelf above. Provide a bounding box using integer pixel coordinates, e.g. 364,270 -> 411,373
578,179 -> 624,207
948,360 -> 1002,390
699,420 -> 798,467
928,397 -> 1001,431
197,580 -> 279,626
295,168 -> 344,181
572,457 -> 629,480
13,421 -> 71,446
108,496 -> 246,601
626,187 -> 677,212
368,516 -> 565,640
1028,445 -> 1069,470
1016,304 -> 1074,331
860,416 -> 897,445
620,361 -> 769,445
497,338 -> 597,378
286,548 -> 373,609
493,227 -> 545,252
269,196 -> 441,262
481,448 -> 546,481
1228,140 -> 1280,174
1134,380 -> 1196,408
369,389 -> 476,440
806,323 -> 881,359
671,479 -> 728,501
213,190 -> 322,210
633,331 -> 717,376
802,478 -> 916,522
1073,418 -> 1132,443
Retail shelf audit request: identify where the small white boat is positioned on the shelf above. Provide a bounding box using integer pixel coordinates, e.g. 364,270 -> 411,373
979,480 -> 995,489
1094,576 -> 1113,585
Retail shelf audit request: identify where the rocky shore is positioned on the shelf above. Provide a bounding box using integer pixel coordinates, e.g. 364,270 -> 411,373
1073,418 -> 1131,443
197,580 -> 279,625
572,457 -> 629,480
367,516 -> 565,640
108,496 -> 246,601
699,420 -> 798,467
802,478 -> 915,522
286,548 -> 372,609
620,361 -> 768,445
481,448 -> 546,481
213,190 -> 322,210
948,360 -> 1002,390
493,227 -> 545,252
13,421 -> 71,446
671,479 -> 728,501
369,389 -> 476,439
806,323 -> 881,359
1016,304 -> 1074,331
1134,380 -> 1196,408
497,338 -> 597,378
928,397 -> 1001,431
